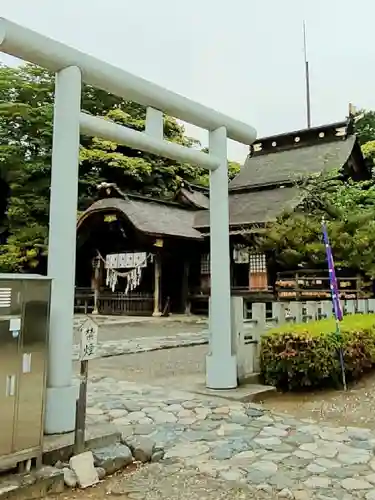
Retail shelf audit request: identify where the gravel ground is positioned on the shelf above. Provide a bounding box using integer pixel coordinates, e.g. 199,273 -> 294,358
46,463 -> 278,500
73,321 -> 205,343
260,371 -> 375,429
79,344 -> 207,382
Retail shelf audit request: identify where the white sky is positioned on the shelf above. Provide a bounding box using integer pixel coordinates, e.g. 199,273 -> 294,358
1,0 -> 375,163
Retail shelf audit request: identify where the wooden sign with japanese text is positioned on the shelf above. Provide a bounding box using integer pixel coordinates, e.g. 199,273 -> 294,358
79,317 -> 98,361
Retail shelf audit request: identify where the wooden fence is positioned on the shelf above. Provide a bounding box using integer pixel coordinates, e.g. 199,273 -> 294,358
74,288 -> 154,316
98,292 -> 154,316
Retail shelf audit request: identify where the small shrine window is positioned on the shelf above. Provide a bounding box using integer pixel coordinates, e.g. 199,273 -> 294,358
249,253 -> 268,291
200,253 -> 210,274
249,253 -> 266,273
200,253 -> 211,294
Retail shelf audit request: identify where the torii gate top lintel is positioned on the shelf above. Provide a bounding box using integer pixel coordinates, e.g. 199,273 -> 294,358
0,17 -> 256,146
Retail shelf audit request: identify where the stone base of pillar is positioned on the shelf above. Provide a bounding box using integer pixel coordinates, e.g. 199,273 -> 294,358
205,353 -> 238,389
184,301 -> 191,315
44,385 -> 78,435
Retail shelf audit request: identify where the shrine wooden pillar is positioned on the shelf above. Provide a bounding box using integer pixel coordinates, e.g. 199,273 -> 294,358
91,254 -> 102,315
182,260 -> 191,315
152,252 -> 162,317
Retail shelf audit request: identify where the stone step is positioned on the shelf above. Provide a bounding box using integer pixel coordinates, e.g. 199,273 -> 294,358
188,381 -> 276,403
43,427 -> 120,466
240,372 -> 262,385
0,467 -> 64,500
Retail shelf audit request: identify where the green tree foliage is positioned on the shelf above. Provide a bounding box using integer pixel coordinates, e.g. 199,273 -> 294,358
256,172 -> 375,278
353,109 -> 375,145
352,110 -> 375,175
0,63 -> 239,272
80,108 -> 205,198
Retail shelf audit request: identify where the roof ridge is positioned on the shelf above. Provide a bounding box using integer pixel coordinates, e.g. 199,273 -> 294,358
253,118 -> 352,144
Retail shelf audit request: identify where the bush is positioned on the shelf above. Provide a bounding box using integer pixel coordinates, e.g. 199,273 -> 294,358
260,314 -> 375,390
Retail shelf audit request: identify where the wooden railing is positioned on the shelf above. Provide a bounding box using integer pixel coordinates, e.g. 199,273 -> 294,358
74,287 -> 94,314
97,292 -> 154,316
74,288 -> 154,316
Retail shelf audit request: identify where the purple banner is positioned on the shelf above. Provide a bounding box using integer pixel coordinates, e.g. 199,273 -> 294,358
322,222 -> 343,321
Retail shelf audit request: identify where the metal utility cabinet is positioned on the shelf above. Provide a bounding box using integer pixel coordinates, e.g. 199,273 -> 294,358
0,274 -> 51,470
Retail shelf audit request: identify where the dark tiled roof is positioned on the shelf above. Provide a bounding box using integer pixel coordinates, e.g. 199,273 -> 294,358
179,188 -> 210,209
230,135 -> 356,190
77,197 -> 202,240
194,186 -> 302,228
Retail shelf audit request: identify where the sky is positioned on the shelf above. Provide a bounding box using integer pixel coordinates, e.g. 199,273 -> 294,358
1,0 -> 375,163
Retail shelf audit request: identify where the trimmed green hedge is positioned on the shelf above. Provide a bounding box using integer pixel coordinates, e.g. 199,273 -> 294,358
260,314 -> 375,390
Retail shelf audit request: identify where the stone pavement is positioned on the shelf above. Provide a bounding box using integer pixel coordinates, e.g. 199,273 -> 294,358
72,331 -> 209,360
102,462 -> 282,500
83,375 -> 375,499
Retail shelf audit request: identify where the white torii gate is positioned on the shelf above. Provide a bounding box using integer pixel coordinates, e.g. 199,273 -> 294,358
0,18 -> 257,435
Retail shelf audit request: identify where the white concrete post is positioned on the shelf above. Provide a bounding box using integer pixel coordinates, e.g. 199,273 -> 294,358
273,302 -> 286,325
345,300 -> 356,315
306,302 -> 318,321
146,107 -> 163,139
252,303 -> 266,330
251,303 -> 266,372
206,126 -> 237,389
45,66 -> 82,435
231,297 -> 244,382
291,302 -> 304,323
357,299 -> 367,314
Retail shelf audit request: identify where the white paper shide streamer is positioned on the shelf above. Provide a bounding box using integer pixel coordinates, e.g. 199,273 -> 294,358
103,251 -> 150,294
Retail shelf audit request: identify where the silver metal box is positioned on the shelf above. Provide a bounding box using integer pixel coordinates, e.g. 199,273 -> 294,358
0,274 -> 51,470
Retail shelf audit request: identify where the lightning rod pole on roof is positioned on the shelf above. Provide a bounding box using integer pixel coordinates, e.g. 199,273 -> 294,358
303,20 -> 312,128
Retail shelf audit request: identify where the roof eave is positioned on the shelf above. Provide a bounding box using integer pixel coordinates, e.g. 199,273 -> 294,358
77,202 -> 203,241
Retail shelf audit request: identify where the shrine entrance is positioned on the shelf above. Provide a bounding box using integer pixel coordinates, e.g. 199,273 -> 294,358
161,251 -> 185,314
76,185 -> 203,316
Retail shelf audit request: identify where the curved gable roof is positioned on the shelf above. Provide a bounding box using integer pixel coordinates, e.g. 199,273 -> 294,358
77,197 -> 202,240
230,135 -> 356,190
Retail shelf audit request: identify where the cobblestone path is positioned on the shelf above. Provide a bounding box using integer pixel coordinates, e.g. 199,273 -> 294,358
83,376 -> 375,499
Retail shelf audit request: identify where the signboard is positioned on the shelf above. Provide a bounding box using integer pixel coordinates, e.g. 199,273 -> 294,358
79,317 -> 98,361
104,214 -> 117,223
75,316 -> 98,454
278,291 -> 357,300
276,274 -> 360,300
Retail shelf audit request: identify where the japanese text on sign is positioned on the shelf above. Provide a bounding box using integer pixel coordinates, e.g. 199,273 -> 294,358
79,318 -> 98,361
